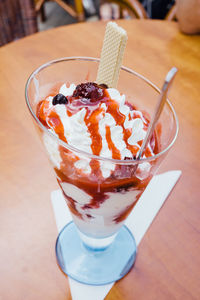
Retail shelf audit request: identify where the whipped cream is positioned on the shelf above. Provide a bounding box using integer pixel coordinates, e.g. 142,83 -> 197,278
41,83 -> 154,178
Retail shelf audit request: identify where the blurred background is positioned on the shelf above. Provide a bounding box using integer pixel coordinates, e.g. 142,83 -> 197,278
0,0 -> 175,46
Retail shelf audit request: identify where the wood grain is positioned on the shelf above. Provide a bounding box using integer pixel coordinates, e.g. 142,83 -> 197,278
0,20 -> 200,300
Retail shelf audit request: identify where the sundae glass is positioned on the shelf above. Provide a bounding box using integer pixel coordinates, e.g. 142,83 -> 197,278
25,57 -> 178,285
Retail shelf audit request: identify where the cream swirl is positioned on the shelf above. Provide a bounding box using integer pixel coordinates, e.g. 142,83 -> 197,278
42,83 -> 154,178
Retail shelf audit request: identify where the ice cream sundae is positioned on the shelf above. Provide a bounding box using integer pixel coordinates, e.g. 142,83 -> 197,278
37,81 -> 160,237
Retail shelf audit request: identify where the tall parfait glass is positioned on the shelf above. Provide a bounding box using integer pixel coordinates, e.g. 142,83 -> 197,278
25,57 -> 178,285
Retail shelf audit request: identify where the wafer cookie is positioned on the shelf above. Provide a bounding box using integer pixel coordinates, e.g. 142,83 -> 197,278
96,22 -> 127,88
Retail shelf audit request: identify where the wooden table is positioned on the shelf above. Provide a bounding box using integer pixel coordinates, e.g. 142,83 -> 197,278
0,20 -> 200,300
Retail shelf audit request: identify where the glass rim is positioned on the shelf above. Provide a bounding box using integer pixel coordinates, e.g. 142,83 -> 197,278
25,56 -> 179,165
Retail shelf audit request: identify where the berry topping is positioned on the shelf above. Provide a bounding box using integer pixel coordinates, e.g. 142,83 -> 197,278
52,94 -> 68,105
72,82 -> 105,102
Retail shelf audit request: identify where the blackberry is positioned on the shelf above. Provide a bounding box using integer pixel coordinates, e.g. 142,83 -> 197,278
52,93 -> 68,105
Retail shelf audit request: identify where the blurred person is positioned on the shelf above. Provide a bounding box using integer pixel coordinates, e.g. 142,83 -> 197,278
139,0 -> 175,19
0,0 -> 37,46
176,0 -> 200,34
140,0 -> 200,34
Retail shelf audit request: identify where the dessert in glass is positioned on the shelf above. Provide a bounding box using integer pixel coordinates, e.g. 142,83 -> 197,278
25,57 -> 178,285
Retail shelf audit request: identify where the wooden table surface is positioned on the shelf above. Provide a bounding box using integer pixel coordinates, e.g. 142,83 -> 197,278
0,20 -> 200,300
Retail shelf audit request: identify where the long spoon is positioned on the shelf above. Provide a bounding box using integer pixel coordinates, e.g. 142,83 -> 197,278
137,67 -> 178,159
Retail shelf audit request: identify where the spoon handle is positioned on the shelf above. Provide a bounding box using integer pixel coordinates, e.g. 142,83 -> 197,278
137,67 -> 178,159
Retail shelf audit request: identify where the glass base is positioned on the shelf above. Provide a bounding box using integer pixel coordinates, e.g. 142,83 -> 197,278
56,221 -> 137,285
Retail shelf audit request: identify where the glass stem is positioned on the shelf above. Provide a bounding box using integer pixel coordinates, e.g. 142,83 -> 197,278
78,230 -> 117,251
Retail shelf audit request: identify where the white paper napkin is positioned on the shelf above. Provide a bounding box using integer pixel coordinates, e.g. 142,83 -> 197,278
51,170 -> 181,300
